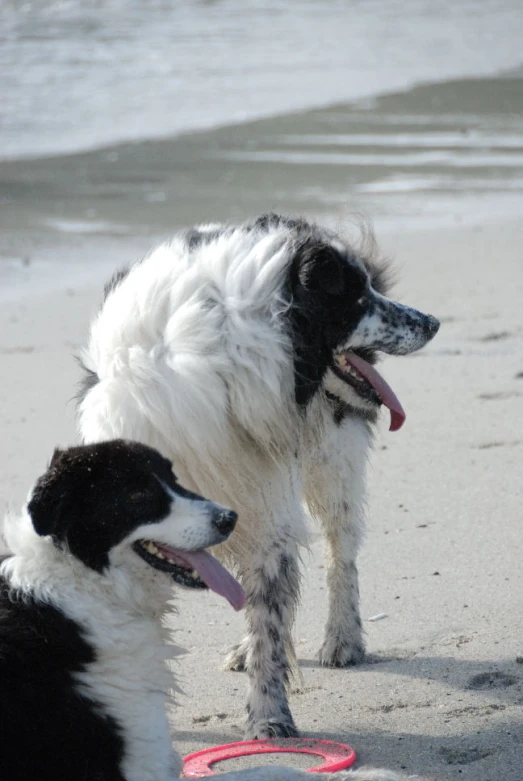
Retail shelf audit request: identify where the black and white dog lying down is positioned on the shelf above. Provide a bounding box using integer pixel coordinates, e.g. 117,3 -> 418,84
77,213 -> 440,740
0,440 -> 399,781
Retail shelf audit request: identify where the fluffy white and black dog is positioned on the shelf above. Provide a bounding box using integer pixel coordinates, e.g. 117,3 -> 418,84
0,440 -> 398,781
0,440 -> 245,781
77,214 -> 440,740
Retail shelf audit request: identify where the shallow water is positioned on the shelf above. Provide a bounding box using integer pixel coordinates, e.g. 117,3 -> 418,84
1,1 -> 523,296
2,0 -> 523,160
3,74 -> 523,234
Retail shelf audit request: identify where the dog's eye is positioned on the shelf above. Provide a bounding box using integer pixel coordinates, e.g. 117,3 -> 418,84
130,492 -> 146,502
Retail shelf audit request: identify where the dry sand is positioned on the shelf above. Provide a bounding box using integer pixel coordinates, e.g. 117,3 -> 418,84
1,218 -> 522,780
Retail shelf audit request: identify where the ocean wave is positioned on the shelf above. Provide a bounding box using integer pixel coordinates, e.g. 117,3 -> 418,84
1,0 -> 522,160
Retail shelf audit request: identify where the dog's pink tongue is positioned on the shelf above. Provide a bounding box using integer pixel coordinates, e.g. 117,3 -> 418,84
181,550 -> 246,611
344,351 -> 406,432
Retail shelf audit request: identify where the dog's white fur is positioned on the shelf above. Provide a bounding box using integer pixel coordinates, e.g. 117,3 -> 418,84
81,233 -> 300,460
78,218 -> 438,739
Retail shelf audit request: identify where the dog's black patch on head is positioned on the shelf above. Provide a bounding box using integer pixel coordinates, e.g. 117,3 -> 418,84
27,440 -> 180,573
284,232 -> 370,407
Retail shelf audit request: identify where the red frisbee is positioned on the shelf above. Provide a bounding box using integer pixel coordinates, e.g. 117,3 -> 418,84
182,738 -> 356,777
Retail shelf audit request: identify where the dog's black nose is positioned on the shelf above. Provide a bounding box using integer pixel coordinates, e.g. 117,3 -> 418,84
425,314 -> 440,337
212,509 -> 238,536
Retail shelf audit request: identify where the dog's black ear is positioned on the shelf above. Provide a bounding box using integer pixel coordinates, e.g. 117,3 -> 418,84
296,243 -> 347,297
28,453 -> 68,538
313,249 -> 346,296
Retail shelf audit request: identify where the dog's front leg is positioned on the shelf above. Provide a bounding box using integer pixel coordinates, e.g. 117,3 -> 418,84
305,415 -> 370,667
240,536 -> 301,739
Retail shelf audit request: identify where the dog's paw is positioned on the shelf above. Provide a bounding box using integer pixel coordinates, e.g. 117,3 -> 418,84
318,636 -> 365,667
244,717 -> 299,740
223,641 -> 248,672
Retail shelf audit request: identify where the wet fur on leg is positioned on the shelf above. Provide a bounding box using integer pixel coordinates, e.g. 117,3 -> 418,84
243,539 -> 301,739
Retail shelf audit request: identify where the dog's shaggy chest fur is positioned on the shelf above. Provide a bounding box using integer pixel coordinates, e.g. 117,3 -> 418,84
78,214 -> 439,739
